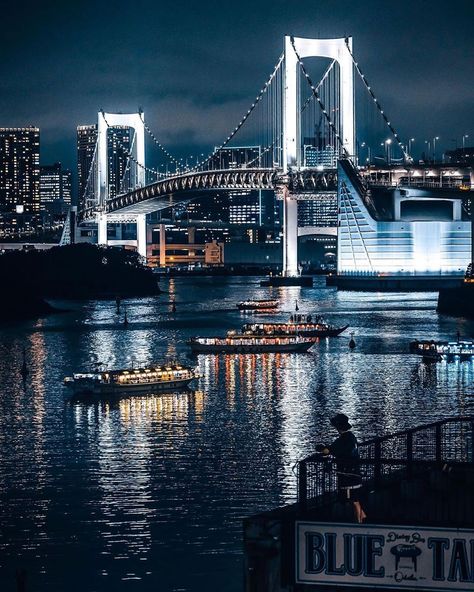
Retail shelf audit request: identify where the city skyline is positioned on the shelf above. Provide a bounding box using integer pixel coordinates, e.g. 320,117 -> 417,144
0,0 -> 472,172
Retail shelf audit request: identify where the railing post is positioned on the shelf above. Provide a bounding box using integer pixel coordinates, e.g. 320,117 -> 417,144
435,424 -> 442,464
298,461 -> 308,512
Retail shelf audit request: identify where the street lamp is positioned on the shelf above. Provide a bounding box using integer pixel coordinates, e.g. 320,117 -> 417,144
424,140 -> 431,162
433,136 -> 439,162
463,134 -> 469,152
385,139 -> 392,165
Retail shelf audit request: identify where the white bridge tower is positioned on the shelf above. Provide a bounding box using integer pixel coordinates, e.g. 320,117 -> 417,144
282,36 -> 355,276
96,111 -> 147,258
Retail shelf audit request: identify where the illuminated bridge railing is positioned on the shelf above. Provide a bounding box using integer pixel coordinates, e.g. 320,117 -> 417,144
298,417 -> 474,523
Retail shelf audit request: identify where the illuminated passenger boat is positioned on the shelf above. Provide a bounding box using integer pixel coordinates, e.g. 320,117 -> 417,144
188,334 -> 314,353
241,314 -> 348,340
237,299 -> 279,311
409,339 -> 474,362
64,362 -> 199,394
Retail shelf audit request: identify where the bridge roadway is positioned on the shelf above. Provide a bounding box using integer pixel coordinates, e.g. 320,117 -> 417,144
80,168 -> 339,222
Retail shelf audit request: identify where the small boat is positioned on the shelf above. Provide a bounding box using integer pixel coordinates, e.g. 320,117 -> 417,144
241,314 -> 348,340
237,299 -> 279,311
64,362 -> 199,395
409,339 -> 474,362
188,334 -> 314,354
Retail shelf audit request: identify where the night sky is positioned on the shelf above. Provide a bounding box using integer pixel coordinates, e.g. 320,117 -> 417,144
0,0 -> 472,171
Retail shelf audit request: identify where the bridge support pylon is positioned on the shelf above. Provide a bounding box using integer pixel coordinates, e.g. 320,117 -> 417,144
282,188 -> 299,277
282,35 -> 355,277
136,214 -> 147,260
97,212 -> 108,246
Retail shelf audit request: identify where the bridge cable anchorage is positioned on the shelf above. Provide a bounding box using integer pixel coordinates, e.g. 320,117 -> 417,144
290,37 -> 348,158
184,53 -> 285,174
100,111 -> 166,184
137,111 -> 183,173
301,59 -> 336,113
343,38 -> 410,162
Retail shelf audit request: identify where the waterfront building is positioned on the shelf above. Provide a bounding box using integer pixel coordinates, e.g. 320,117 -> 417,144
0,127 -> 40,214
77,125 -> 97,212
337,160 -> 471,279
303,145 -> 337,168
297,194 -> 338,227
40,163 -> 72,214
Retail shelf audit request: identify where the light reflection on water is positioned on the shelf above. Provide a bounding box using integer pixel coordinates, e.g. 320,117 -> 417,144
0,276 -> 474,591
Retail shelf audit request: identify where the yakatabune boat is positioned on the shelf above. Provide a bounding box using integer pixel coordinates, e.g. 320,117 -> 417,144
237,299 -> 279,311
409,339 -> 474,362
241,314 -> 348,339
188,335 -> 314,353
64,362 -> 199,394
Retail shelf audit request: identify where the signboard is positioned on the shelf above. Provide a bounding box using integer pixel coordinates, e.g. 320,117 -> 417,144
296,522 -> 474,590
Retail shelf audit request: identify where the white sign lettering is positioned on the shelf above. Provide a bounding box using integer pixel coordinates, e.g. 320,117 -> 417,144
296,522 -> 474,590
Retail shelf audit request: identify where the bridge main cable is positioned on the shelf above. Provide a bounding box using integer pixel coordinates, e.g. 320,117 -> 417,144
186,53 -> 285,173
343,38 -> 410,161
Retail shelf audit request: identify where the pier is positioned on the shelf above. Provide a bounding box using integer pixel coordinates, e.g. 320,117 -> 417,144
244,417 -> 474,591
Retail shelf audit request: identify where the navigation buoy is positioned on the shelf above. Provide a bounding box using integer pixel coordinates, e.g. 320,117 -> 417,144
115,295 -> 121,314
20,347 -> 29,379
172,300 -> 177,313
349,333 -> 356,350
123,307 -> 129,327
295,299 -> 299,312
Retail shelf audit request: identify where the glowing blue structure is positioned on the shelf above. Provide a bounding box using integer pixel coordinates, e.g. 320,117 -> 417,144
337,160 -> 471,276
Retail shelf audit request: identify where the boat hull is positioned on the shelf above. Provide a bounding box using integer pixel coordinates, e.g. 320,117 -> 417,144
189,342 -> 313,353
67,377 -> 195,395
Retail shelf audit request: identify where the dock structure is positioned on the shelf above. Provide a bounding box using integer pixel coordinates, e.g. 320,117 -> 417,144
244,417 -> 474,591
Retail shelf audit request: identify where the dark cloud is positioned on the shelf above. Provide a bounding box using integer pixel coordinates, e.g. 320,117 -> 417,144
0,0 -> 472,169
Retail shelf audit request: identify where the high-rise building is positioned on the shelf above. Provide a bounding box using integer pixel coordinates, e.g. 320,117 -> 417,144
77,124 -> 132,209
0,127 -> 40,214
40,162 -> 72,214
298,194 -> 338,227
303,145 -> 337,168
77,125 -> 97,211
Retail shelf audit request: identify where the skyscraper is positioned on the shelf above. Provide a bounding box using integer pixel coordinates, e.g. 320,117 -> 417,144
40,162 -> 72,214
0,127 -> 40,213
77,125 -> 97,212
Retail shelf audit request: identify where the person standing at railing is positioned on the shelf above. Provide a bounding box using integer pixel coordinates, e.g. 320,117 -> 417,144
317,413 -> 367,523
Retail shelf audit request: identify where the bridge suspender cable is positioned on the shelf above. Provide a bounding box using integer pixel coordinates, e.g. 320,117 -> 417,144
101,111 -> 166,183
300,59 -> 336,113
138,110 -> 183,172
290,37 -> 349,159
343,38 -> 410,162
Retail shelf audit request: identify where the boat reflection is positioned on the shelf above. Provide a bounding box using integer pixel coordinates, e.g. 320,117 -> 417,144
70,389 -> 205,421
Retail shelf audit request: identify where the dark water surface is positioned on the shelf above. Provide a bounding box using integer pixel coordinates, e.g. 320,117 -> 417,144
1,276 -> 474,591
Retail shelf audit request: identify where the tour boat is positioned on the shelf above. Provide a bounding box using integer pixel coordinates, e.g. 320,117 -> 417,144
64,362 -> 199,395
409,339 -> 474,362
237,299 -> 279,311
188,334 -> 314,353
240,314 -> 348,340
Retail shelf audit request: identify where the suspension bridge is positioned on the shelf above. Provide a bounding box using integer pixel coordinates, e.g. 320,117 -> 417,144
65,35 -> 472,281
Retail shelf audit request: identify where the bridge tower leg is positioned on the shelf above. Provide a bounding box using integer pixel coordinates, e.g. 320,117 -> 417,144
136,214 -> 147,260
95,111 -> 146,247
282,35 -> 355,277
97,212 -> 108,246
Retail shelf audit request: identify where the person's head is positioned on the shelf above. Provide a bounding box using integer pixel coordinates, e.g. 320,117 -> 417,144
330,413 -> 352,434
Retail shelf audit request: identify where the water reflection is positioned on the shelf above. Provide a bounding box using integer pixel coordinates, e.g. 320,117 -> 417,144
1,276 -> 474,591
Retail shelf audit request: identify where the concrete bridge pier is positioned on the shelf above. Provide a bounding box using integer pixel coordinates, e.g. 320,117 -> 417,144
282,191 -> 299,277
136,214 -> 147,260
97,212 -> 108,246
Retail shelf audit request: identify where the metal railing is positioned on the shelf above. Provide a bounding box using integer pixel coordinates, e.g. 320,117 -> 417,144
298,417 -> 474,513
